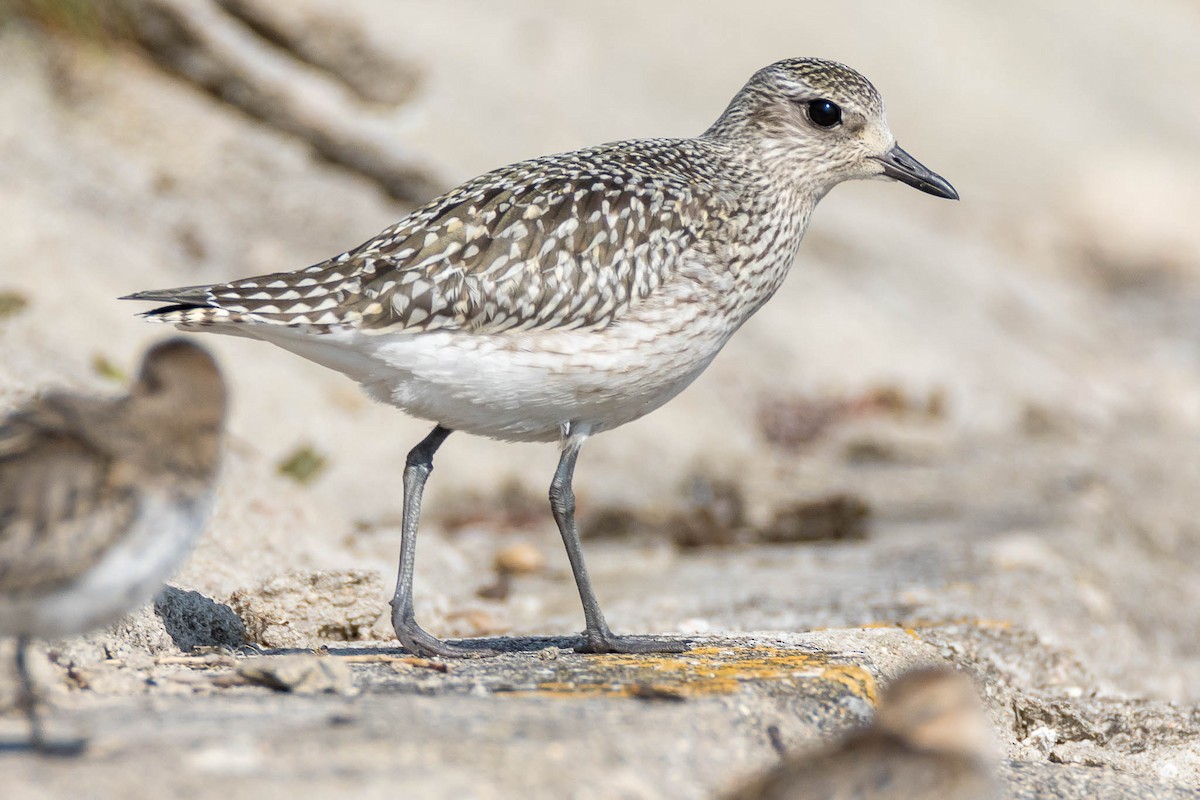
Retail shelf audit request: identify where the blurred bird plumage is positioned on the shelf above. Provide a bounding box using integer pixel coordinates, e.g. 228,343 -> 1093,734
0,339 -> 226,752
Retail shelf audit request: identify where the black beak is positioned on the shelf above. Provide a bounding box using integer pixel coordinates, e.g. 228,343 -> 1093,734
874,143 -> 959,200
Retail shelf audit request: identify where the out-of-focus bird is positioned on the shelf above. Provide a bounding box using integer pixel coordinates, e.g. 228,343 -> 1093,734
0,339 -> 226,753
125,57 -> 956,657
728,668 -> 996,800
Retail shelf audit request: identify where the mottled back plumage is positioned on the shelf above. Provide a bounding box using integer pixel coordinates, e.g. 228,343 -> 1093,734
130,139 -> 748,335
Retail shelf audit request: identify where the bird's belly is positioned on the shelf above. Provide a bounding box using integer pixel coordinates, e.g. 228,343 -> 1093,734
414,336 -> 721,440
377,323 -> 729,441
260,307 -> 733,442
0,493 -> 212,638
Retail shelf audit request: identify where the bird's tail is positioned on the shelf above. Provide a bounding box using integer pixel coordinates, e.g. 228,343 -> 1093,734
122,265 -> 360,330
121,285 -> 257,327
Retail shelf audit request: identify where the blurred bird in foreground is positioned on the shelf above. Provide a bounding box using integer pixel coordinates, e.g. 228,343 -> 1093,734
0,339 -> 226,753
729,668 -> 996,800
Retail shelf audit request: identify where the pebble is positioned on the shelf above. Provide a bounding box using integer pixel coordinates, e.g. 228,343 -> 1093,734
494,543 -> 546,575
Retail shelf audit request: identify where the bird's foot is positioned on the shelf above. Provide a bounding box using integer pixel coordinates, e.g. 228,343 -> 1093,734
0,735 -> 87,757
19,704 -> 86,758
577,631 -> 691,655
393,613 -> 496,658
32,736 -> 88,758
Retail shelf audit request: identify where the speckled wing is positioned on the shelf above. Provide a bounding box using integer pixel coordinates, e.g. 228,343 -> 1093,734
0,398 -> 138,593
130,140 -> 730,334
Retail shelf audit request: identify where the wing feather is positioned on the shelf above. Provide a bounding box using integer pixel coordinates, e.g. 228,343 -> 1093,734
132,139 -> 736,334
0,399 -> 138,594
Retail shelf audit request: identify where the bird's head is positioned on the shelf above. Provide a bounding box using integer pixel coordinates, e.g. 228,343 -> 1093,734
875,667 -> 995,763
133,338 -> 227,431
706,57 -> 958,201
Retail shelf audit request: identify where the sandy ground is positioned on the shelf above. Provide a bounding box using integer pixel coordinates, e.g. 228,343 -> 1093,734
2,1 -> 1200,797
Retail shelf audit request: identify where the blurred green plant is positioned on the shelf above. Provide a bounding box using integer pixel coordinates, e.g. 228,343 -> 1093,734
0,0 -> 131,42
277,445 -> 328,486
91,352 -> 128,383
0,290 -> 29,319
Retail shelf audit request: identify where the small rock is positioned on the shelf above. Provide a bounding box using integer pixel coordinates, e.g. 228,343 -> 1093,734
842,426 -> 947,465
1021,403 -> 1078,439
757,394 -> 844,450
476,574 -> 512,601
1020,725 -> 1060,760
154,586 -> 246,651
580,506 -> 647,539
758,386 -> 947,452
670,476 -> 746,548
629,682 -> 688,702
756,494 -> 870,544
494,543 -> 545,575
228,570 -> 385,648
231,654 -> 356,695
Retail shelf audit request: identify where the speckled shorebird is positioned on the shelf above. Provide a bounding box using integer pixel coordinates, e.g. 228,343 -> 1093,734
0,340 -> 225,752
727,668 -> 996,800
125,58 -> 957,658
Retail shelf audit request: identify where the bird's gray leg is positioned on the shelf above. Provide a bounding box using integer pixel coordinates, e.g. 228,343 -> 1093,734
14,636 -> 44,750
550,434 -> 689,655
14,637 -> 85,756
389,426 -> 491,658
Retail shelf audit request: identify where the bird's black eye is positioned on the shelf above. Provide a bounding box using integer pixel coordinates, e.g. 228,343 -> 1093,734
807,98 -> 841,128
